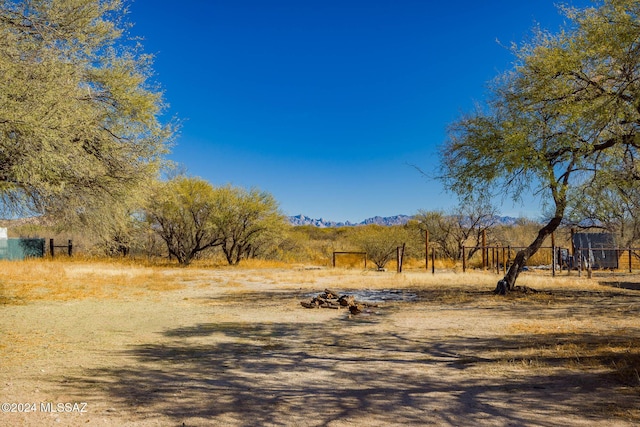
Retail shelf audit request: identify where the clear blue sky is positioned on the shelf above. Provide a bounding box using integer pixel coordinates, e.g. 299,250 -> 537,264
128,0 -> 591,223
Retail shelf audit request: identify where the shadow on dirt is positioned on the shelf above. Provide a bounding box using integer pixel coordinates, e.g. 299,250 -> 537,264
600,280 -> 640,291
61,290 -> 640,426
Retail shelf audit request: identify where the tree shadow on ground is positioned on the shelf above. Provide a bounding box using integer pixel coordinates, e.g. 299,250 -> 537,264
600,280 -> 640,291
61,290 -> 640,426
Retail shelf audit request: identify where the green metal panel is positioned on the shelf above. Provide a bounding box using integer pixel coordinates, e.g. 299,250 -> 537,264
0,238 -> 45,260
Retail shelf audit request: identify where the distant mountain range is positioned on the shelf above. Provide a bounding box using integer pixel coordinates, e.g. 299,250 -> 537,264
288,214 -> 412,228
288,214 -> 522,228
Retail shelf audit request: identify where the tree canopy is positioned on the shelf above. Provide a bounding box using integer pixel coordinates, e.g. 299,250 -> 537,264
147,176 -> 223,265
212,185 -> 287,265
440,0 -> 640,291
147,177 -> 286,266
0,0 -> 171,221
351,224 -> 407,269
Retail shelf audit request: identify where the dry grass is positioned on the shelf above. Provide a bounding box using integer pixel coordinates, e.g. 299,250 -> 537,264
0,258 -> 185,302
2,258 -> 640,425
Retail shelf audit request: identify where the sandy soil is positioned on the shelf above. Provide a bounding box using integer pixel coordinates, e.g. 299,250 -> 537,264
1,265 -> 639,426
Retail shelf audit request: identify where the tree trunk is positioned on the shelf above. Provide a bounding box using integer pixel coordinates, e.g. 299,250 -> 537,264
495,215 -> 563,294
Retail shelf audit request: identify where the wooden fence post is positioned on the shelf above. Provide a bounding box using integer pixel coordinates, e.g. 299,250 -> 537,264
431,247 -> 435,275
425,229 -> 429,271
462,246 -> 466,273
551,232 -> 556,277
502,246 -> 506,274
68,240 -> 73,257
482,230 -> 487,270
50,239 -> 54,258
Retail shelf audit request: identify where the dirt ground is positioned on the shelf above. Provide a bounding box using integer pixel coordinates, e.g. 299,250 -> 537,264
1,262 -> 639,426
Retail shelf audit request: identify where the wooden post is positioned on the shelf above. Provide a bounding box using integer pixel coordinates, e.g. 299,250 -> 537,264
50,239 -> 54,258
68,239 -> 73,257
587,242 -> 592,278
402,243 -> 405,272
493,246 -> 497,273
551,232 -> 556,277
462,246 -> 466,273
578,247 -> 582,277
425,229 -> 429,271
482,230 -> 487,270
431,247 -> 435,274
629,248 -> 633,273
502,246 -> 506,274
332,252 -> 336,268
570,228 -> 575,272
397,245 -> 404,273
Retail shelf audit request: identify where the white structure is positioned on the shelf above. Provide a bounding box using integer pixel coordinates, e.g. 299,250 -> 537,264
0,227 -> 7,257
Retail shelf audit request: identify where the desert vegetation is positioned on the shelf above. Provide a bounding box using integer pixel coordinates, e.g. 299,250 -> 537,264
441,0 -> 640,291
2,1 -> 640,425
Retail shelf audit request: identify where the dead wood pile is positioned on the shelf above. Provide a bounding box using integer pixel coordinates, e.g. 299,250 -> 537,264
300,289 -> 376,315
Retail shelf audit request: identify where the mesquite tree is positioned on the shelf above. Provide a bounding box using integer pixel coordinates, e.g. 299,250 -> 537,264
147,177 -> 223,265
0,0 -> 171,222
147,177 -> 286,266
440,0 -> 640,293
211,185 -> 286,265
351,225 -> 408,269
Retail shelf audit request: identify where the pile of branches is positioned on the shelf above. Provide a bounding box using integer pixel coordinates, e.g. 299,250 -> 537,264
300,288 -> 376,315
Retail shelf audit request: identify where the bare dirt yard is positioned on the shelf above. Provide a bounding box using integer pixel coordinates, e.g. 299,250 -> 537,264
1,260 -> 639,426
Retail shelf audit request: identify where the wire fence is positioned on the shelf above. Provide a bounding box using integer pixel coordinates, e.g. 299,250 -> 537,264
458,245 -> 640,275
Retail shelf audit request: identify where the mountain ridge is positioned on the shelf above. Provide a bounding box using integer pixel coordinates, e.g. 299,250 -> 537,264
288,214 -> 522,228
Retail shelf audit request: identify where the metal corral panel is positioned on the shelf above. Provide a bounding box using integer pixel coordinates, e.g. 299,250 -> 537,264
572,233 -> 618,269
0,238 -> 45,260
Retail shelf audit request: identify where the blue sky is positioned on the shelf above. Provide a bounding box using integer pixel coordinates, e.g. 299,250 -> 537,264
128,0 -> 591,223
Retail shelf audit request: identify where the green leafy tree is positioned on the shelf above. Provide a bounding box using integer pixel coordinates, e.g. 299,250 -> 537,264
212,186 -> 287,265
0,0 -> 171,221
441,0 -> 640,293
567,174 -> 640,248
147,177 -> 223,265
147,178 -> 286,266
